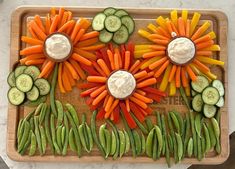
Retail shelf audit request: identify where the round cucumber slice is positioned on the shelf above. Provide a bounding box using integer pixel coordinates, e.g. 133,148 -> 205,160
92,13 -> 106,31
114,9 -> 129,17
202,87 -> 220,105
112,25 -> 129,44
14,65 -> 27,78
121,15 -> 135,34
104,15 -> 122,32
103,7 -> 117,16
192,94 -> 203,112
191,75 -> 209,93
8,87 -> 25,105
99,29 -> 113,43
203,104 -> 217,118
16,74 -> 33,92
212,79 -> 224,96
24,66 -> 40,80
7,71 -> 16,87
26,86 -> 40,101
34,78 -> 50,96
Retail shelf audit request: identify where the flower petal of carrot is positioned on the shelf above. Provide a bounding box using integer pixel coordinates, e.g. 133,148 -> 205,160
133,92 -> 153,103
142,87 -> 167,97
168,64 -> 177,82
105,99 -> 119,119
20,45 -> 43,56
196,50 -> 212,56
97,59 -> 111,76
59,11 -> 68,28
80,44 -> 105,51
80,87 -> 99,97
137,78 -> 157,88
80,31 -> 99,41
129,102 -> 145,122
175,66 -> 181,88
87,76 -> 107,83
125,99 -> 130,112
124,51 -> 130,70
64,61 -> 79,80
70,18 -> 85,41
34,15 -> 46,33
92,90 -> 108,106
154,60 -> 170,77
104,95 -> 114,112
49,15 -> 60,34
64,62 -> 76,86
92,61 -> 106,77
76,37 -> 98,48
73,48 -> 97,61
90,85 -> 106,98
29,21 -> 47,40
149,57 -> 167,70
58,20 -> 75,33
21,36 -> 43,45
69,59 -> 86,80
71,53 -> 92,66
129,60 -> 140,72
25,59 -> 45,65
178,17 -> 186,36
193,59 -> 210,73
134,70 -> 148,79
143,51 -> 165,59
39,60 -> 54,78
58,63 -> 66,93
129,96 -> 148,109
186,65 -> 197,81
73,29 -> 86,45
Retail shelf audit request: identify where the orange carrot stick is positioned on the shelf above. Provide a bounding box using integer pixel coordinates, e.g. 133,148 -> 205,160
30,21 -> 47,40
64,63 -> 76,86
105,95 -> 114,112
114,53 -> 119,70
137,78 -> 157,88
175,66 -> 181,88
149,57 -> 167,70
28,26 -> 38,39
170,21 -> 179,35
186,65 -> 197,81
73,29 -> 86,45
58,63 -> 66,93
80,31 -> 99,41
125,99 -> 130,112
149,45 -> 166,51
39,61 -> 54,78
103,95 -> 109,108
90,85 -> 106,98
69,59 -> 86,80
25,59 -> 45,65
193,59 -> 210,73
152,39 -> 169,45
58,7 -> 65,25
49,15 -> 60,34
64,61 -> 79,80
168,64 -> 177,82
156,27 -> 171,38
124,51 -> 130,70
71,53 -> 92,66
107,49 -> 115,70
80,18 -> 91,31
154,60 -> 170,77
148,34 -> 170,40
80,44 -> 105,51
134,70 -> 148,79
40,59 -> 49,71
62,65 -> 72,92
70,19 -> 85,41
67,11 -> 72,21
178,17 -> 185,36
59,11 -> 68,28
185,19 -> 190,38
50,7 -> 56,17
114,47 -> 122,68
58,20 -> 75,33
133,92 -> 153,103
196,40 -> 214,50
196,51 -> 212,56
129,96 -> 148,109
129,60 -> 140,72
45,14 -> 51,35
166,20 -> 174,34
143,51 -> 165,59
73,48 -> 97,61
92,61 -> 106,77
20,54 -> 45,64
105,99 -> 119,119
20,45 -> 43,55
194,35 -> 211,44
181,67 -> 189,87
34,15 -> 46,33
87,76 -> 107,83
137,71 -> 155,83
136,89 -> 146,96
21,36 -> 43,45
92,90 -> 108,106
97,59 -> 111,76
76,37 -> 98,48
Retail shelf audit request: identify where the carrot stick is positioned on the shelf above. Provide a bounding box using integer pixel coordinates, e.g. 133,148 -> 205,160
73,29 -> 86,45
156,27 -> 171,38
125,99 -> 130,112
196,40 -> 214,50
186,65 -> 197,81
149,57 -> 167,70
20,54 -> 45,64
87,76 -> 107,83
58,20 -> 75,32
124,51 -> 130,70
152,39 -> 169,45
149,45 -> 166,51
38,60 -> 54,78
168,64 -> 177,82
114,47 -> 122,68
62,65 -> 72,92
64,61 -> 79,80
136,89 -> 146,96
43,65 -> 53,79
105,99 -> 119,119
77,82 -> 100,89
103,95 -> 109,108
80,18 -> 91,31
28,26 -> 38,39
29,21 -> 47,40
175,66 -> 181,88
148,34 -> 169,40
196,51 -> 212,56
133,92 -> 153,103
113,53 -> 119,70
143,51 -> 165,59
71,53 -> 92,66
193,59 -> 210,73
92,90 -> 108,106
58,63 -> 66,93
178,17 -> 186,36
90,85 -> 106,98
80,87 -> 99,97
191,21 -> 210,40
154,60 -> 170,77
137,71 -> 155,83
45,14 -> 51,35
185,19 -> 190,38
97,59 -> 111,76
21,36 -> 43,45
69,59 -> 86,80
92,61 -> 106,77
64,63 -> 76,86
104,95 -> 114,112
58,7 -> 65,25
181,67 -> 189,87
73,48 -> 97,61
50,7 -> 56,16
25,59 -> 45,66
194,35 -> 211,44
107,49 -> 115,70
129,60 -> 140,72
49,15 -> 60,34
80,44 -> 105,51
80,31 -> 99,41
170,21 -> 180,35
20,45 -> 43,55
76,37 -> 98,48
131,63 -> 142,74
137,78 -> 156,88
34,15 -> 46,33
59,11 -> 68,28
134,70 -> 148,79
70,19 -> 85,41
129,96 -> 148,109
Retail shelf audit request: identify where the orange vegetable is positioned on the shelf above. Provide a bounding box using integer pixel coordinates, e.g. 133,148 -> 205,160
149,57 -> 167,70
39,60 -> 54,78
90,85 -> 106,98
104,95 -> 114,112
193,59 -> 210,73
124,51 -> 130,70
148,34 -> 169,40
168,64 -> 177,82
21,36 -> 43,45
50,7 -> 56,17
58,63 -> 66,93
71,53 -> 92,66
92,61 -> 106,77
196,51 -> 212,56
181,67 -> 189,87
70,19 -> 85,41
137,78 -> 157,88
107,49 -> 115,70
92,90 -> 108,106
196,40 -> 214,50
134,70 -> 148,79
105,99 -> 119,119
58,20 -> 75,32
125,99 -> 130,112
64,63 -> 76,86
129,60 -> 140,72
133,92 -> 153,103
87,76 -> 107,83
80,31 -> 99,41
194,34 -> 211,44
45,14 -> 51,35
20,54 -> 45,64
149,45 -> 166,50
137,71 -> 154,83
129,96 -> 148,109
97,59 -> 111,77
25,59 -> 45,65
185,19 -> 190,37
152,39 -> 169,45
49,15 -> 60,34
114,53 -> 119,70
156,27 -> 171,38
59,11 -> 68,28
73,29 -> 86,45
34,15 -> 46,33
62,65 -> 72,92
175,66 -> 181,88
76,37 -> 98,48
154,60 -> 170,77
136,89 -> 146,96
143,51 -> 165,58
186,65 -> 197,81
64,61 -> 79,80
80,44 -> 105,51
73,48 -> 97,61
178,17 -> 185,36
80,18 -> 91,31
69,59 -> 86,80
28,27 -> 38,39
20,45 -> 43,55
29,21 -> 47,40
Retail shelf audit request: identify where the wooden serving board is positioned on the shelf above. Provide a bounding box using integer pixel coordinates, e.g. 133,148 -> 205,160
7,6 -> 228,164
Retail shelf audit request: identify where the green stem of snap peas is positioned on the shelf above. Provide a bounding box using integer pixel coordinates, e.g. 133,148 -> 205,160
197,134 -> 202,161
66,103 -> 79,127
203,123 -> 211,153
106,119 -> 120,160
99,123 -> 107,151
110,131 -> 116,155
179,86 -> 191,110
120,111 -> 136,158
156,111 -> 162,130
187,137 -> 193,157
62,114 -> 69,155
85,123 -> 93,152
119,130 -> 126,157
130,112 -> 148,135
34,116 -> 43,155
39,103 -> 47,125
55,100 -> 63,126
124,130 -> 130,154
45,105 -> 55,154
175,133 -> 183,161
140,132 -> 146,154
189,110 -> 197,157
50,63 -> 58,118
91,111 -> 106,158
56,125 -> 63,151
29,117 -> 35,132
35,102 -> 43,116
173,111 -> 184,136
69,128 -> 77,152
195,113 -> 202,137
104,129 -> 111,158
61,126 -> 65,145
29,131 -> 37,156
145,117 -> 154,132
146,128 -> 154,157
132,130 -> 141,156
39,125 -> 47,155
211,118 -> 221,154
50,114 -> 61,155
65,111 -> 82,157
201,135 -> 206,157
169,111 -> 180,134
152,132 -> 157,160
155,125 -> 163,158
206,121 -> 216,148
79,124 -> 89,152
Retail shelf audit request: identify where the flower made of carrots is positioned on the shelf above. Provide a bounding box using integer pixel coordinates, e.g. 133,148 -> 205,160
77,43 -> 166,129
135,10 -> 224,96
19,7 -> 105,93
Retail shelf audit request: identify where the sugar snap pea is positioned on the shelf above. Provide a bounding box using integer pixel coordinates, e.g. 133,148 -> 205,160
55,100 -> 64,126
133,130 -> 141,156
105,129 -> 111,158
173,111 -> 184,136
172,131 -> 178,163
29,130 -> 37,156
34,116 -> 43,155
24,96 -> 46,107
25,110 -> 35,121
79,124 -> 89,152
56,125 -> 63,151
145,117 -> 154,132
69,128 -> 77,152
152,133 -> 157,160
45,106 -> 54,154
201,135 -> 206,157
155,125 -> 163,158
61,126 -> 66,145
156,111 -> 162,131
124,130 -> 130,153
187,137 -> 193,157
179,86 -> 191,110
170,111 -> 180,134
17,119 -> 24,144
175,133 -> 183,161
66,103 -> 79,127
189,110 -> 197,157
146,128 -> 154,157
50,114 -> 61,155
39,125 -> 47,155
82,114 -> 90,150
85,123 -> 93,152
140,132 -> 146,154
131,112 -> 148,134
35,103 -> 44,115
197,135 -> 202,161
62,114 -> 69,155
39,103 -> 47,124
29,117 -> 35,132
110,131 -> 117,155
203,123 -> 211,153
183,113 -> 191,156
211,118 -> 221,154
206,121 -> 216,148
195,113 -> 202,137
119,130 -> 126,157
215,110 -> 221,154
99,124 -> 107,151
167,133 -> 173,153
19,132 -> 31,155
50,64 -> 58,117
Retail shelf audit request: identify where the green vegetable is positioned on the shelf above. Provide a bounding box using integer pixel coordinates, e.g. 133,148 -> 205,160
124,130 -> 130,153
56,125 -> 63,151
79,124 -> 89,152
45,106 -> 55,154
170,111 -> 180,134
132,130 -> 141,156
131,112 -> 148,134
29,131 -> 37,156
50,114 -> 61,155
119,130 -> 126,157
39,125 -> 47,154
145,117 -> 154,132
203,123 -> 211,153
99,124 -> 107,151
146,128 -> 154,157
155,125 -> 163,158
187,137 -> 193,157
195,113 -> 202,137
110,131 -> 117,155
140,132 -> 146,154
69,129 -> 77,152
62,114 -> 69,156
50,64 -> 58,117
197,135 -> 202,161
175,133 -> 183,161
55,100 -> 64,126
104,129 -> 111,158
34,116 -> 43,155
39,103 -> 47,124
66,103 -> 79,127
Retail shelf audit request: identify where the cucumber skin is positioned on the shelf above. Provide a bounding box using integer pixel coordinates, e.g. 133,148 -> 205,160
112,25 -> 129,45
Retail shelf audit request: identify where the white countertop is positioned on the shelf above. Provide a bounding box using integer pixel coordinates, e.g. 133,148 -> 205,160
0,0 -> 234,169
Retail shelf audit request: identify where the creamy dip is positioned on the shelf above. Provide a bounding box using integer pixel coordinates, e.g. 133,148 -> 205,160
45,33 -> 71,60
167,37 -> 195,65
107,70 -> 136,99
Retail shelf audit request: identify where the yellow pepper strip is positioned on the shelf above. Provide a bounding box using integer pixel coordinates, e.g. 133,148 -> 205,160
202,45 -> 220,51
182,10 -> 188,23
147,23 -> 158,33
197,56 -> 224,66
134,49 -> 154,58
159,64 -> 172,91
140,56 -> 163,69
189,63 -> 201,75
138,29 -> 152,40
204,71 -> 217,80
192,21 -> 211,39
170,10 -> 178,27
169,80 -> 176,96
135,45 -> 151,51
185,86 -> 191,96
156,16 -> 167,29
190,12 -> 201,36
207,31 -> 216,39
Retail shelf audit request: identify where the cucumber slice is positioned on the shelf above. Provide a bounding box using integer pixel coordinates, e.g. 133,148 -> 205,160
112,25 -> 129,44
203,104 -> 217,118
26,86 -> 40,101
24,66 -> 40,80
191,75 -> 209,93
16,74 -> 33,92
92,13 -> 106,31
114,9 -> 129,17
202,87 -> 220,105
121,15 -> 135,34
212,79 -> 224,96
99,29 -> 113,43
34,78 -> 50,96
8,87 -> 25,105
7,71 -> 16,87
192,94 -> 203,112
191,90 -> 198,97
103,7 -> 117,16
15,65 -> 27,78
104,15 -> 122,32
216,96 -> 224,108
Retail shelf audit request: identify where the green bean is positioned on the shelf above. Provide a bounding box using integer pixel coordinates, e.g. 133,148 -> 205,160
91,111 -> 106,158
173,111 -> 184,136
206,121 -> 216,148
35,102 -> 44,115
110,131 -> 116,155
39,103 -> 47,124
156,112 -> 165,157
119,130 -> 126,157
170,112 -> 180,134
45,105 -> 54,154
29,117 -> 35,132
106,119 -> 119,160
187,137 -> 193,157
62,114 -> 69,156
61,126 -> 66,145
140,132 -> 146,154
50,63 -> 58,117
66,103 -> 79,126
156,111 -> 162,130
65,111 -> 81,157
215,137 -> 221,154
179,86 -> 191,110
133,130 -> 141,156
167,134 -> 173,153
50,114 -> 61,155
131,112 -> 148,134
56,125 -> 63,151
99,124 -> 106,150
85,123 -> 93,152
189,110 -> 197,157
145,117 -> 154,132
78,124 -> 88,152
203,123 -> 211,153
69,128 -> 77,152
29,131 -> 37,156
175,133 -> 183,161
124,130 -> 130,153
17,119 -> 24,144
105,129 -> 111,158
155,125 -> 163,158
55,100 -> 63,126
120,111 -> 136,158
195,113 -> 202,137
183,113 -> 191,156
34,116 -> 43,155
39,125 -> 47,155
152,132 -> 157,160
146,128 -> 154,157
197,135 -> 202,161
201,135 -> 206,157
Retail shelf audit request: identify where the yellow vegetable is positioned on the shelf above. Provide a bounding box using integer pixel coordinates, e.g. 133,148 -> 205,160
197,56 -> 224,66
202,45 -> 220,51
147,23 -> 158,33
159,64 -> 172,91
207,31 -> 216,39
190,12 -> 201,36
135,45 -> 151,51
134,49 -> 154,58
140,56 -> 162,69
138,29 -> 152,40
185,86 -> 191,96
204,71 -> 217,80
156,16 -> 167,29
182,10 -> 188,23
170,10 -> 178,27
169,80 -> 176,96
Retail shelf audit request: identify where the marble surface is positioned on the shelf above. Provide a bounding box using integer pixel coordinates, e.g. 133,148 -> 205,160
0,0 -> 234,169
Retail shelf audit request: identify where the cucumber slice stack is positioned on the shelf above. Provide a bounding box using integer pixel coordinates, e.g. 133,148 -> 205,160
92,7 -> 135,44
7,65 -> 50,106
190,75 -> 225,118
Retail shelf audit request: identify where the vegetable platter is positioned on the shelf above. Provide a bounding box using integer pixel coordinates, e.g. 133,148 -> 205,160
7,6 -> 228,166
